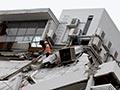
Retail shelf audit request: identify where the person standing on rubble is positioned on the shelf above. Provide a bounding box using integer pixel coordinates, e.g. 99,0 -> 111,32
40,40 -> 52,57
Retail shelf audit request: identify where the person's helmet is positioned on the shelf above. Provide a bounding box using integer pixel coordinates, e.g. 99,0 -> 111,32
44,41 -> 48,44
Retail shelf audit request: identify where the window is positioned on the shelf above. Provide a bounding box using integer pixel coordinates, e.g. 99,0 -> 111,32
0,20 -> 47,43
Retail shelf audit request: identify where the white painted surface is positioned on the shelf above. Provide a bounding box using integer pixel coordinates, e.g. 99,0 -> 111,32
0,61 -> 30,79
95,61 -> 120,82
24,54 -> 89,90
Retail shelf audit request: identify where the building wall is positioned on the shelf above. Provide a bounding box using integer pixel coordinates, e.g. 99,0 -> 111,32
98,9 -> 120,60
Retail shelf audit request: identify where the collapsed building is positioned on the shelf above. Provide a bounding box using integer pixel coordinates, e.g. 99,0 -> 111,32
0,8 -> 120,90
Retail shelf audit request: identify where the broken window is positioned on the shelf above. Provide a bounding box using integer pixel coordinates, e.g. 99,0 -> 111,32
0,20 -> 48,50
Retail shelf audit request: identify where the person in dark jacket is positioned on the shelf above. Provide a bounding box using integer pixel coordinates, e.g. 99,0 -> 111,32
0,21 -> 8,36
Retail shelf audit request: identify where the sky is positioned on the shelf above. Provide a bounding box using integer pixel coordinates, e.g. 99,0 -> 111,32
0,0 -> 120,30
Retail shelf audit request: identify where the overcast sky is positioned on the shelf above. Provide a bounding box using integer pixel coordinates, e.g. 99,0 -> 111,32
0,0 -> 120,30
